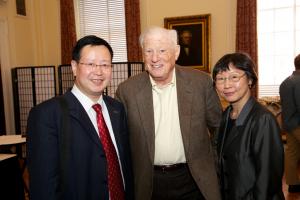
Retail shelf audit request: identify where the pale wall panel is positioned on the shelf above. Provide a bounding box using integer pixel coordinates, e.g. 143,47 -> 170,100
140,0 -> 237,70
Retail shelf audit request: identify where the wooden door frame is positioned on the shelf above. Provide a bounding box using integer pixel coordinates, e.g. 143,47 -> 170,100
0,17 -> 14,134
0,64 -> 6,134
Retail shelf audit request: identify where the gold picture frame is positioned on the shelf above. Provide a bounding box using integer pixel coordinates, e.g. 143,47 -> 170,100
164,14 -> 211,72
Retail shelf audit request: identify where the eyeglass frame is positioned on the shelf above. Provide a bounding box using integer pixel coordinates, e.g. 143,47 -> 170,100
214,73 -> 247,84
78,62 -> 112,70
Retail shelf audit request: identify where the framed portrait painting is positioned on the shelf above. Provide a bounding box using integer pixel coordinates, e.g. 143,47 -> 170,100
164,14 -> 211,72
16,0 -> 26,16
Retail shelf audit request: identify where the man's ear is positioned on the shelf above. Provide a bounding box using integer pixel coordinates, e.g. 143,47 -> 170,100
71,60 -> 78,77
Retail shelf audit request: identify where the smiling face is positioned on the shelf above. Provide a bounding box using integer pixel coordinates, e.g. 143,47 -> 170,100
71,45 -> 112,102
142,33 -> 180,86
215,64 -> 252,107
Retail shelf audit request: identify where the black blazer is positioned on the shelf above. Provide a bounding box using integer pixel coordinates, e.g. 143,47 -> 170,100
217,97 -> 284,200
26,91 -> 134,200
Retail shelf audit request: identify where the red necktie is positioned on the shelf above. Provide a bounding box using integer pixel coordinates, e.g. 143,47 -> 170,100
92,104 -> 125,200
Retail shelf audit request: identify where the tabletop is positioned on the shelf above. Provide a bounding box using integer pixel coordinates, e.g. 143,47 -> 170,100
0,135 -> 26,145
0,153 -> 17,161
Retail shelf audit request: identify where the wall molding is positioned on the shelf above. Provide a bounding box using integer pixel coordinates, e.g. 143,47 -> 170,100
0,17 -> 15,134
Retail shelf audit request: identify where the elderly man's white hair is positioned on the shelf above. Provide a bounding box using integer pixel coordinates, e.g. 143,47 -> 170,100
139,26 -> 178,49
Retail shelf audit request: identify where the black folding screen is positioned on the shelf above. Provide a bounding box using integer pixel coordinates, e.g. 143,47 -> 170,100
11,66 -> 56,135
58,62 -> 144,97
106,62 -> 145,97
12,62 -> 144,135
58,64 -> 74,95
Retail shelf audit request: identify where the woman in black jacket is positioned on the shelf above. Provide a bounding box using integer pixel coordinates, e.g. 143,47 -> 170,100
212,52 -> 285,200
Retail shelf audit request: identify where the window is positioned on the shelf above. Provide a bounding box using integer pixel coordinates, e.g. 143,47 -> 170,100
74,0 -> 128,62
257,0 -> 300,97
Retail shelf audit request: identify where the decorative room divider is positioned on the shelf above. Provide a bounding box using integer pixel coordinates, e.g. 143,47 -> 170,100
12,62 -> 144,135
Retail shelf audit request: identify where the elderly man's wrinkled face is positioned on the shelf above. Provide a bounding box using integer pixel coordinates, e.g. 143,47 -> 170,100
143,33 -> 180,86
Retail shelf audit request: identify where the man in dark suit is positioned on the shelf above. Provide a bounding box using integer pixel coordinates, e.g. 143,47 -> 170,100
26,35 -> 133,200
116,26 -> 222,200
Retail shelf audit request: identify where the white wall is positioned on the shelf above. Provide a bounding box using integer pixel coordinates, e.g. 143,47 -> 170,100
140,0 -> 237,70
0,0 -> 61,133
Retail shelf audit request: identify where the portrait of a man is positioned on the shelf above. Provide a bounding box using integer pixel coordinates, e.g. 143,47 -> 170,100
176,26 -> 202,67
16,0 -> 26,16
165,14 -> 211,72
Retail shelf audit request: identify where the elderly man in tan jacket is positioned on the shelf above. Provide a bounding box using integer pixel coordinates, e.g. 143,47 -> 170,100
116,26 -> 222,200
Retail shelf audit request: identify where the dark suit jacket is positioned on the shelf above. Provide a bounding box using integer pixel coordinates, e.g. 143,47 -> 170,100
116,65 -> 222,200
26,91 -> 134,200
279,70 -> 300,132
217,97 -> 284,200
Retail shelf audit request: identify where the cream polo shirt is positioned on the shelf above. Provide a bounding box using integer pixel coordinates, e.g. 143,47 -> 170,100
150,69 -> 186,165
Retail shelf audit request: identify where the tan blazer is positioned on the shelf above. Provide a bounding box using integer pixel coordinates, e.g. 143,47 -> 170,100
116,65 -> 222,200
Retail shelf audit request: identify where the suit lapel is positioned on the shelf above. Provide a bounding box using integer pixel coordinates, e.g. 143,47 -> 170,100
221,106 -> 245,151
135,74 -> 155,163
104,96 -> 124,157
218,108 -> 231,157
64,91 -> 103,149
176,67 -> 194,153
105,96 -> 120,138
222,97 -> 256,151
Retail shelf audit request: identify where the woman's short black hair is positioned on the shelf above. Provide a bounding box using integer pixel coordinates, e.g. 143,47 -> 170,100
212,52 -> 258,87
72,35 -> 113,62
